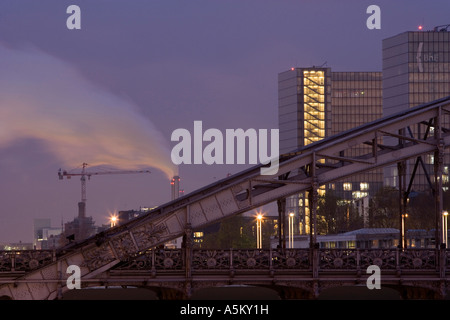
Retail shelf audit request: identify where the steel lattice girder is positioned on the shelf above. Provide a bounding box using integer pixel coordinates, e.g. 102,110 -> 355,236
1,96 -> 450,300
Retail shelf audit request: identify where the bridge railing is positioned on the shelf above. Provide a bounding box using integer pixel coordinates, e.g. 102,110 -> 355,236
0,247 -> 446,275
113,247 -> 446,274
0,250 -> 55,272
319,248 -> 438,271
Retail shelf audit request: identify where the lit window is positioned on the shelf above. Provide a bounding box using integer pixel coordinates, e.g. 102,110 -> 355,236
353,191 -> 368,199
343,183 -> 352,191
360,182 -> 369,191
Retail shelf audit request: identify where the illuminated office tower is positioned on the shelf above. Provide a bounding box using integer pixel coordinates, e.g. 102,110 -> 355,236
279,68 -> 331,154
382,28 -> 450,190
278,68 -> 383,235
279,67 -> 331,235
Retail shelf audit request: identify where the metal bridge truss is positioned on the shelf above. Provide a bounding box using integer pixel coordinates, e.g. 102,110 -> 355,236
1,96 -> 450,299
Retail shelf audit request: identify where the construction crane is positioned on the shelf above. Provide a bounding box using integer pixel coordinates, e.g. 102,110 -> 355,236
58,162 -> 151,208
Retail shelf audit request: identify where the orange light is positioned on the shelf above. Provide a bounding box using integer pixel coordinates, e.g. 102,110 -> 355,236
418,25 -> 423,30
291,67 -> 295,71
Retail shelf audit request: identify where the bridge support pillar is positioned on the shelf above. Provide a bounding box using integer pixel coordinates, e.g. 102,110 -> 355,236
183,223 -> 193,299
434,109 -> 445,249
309,154 -> 318,248
398,160 -> 407,249
277,198 -> 286,250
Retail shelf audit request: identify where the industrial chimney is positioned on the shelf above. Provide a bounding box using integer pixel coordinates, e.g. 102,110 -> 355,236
171,175 -> 180,201
78,201 -> 86,219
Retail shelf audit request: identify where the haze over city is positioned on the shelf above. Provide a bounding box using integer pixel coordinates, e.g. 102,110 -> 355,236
0,0 -> 449,243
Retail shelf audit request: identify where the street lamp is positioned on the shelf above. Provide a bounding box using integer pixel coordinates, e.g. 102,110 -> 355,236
110,215 -> 118,228
443,211 -> 448,247
401,213 -> 408,249
256,213 -> 263,249
288,212 -> 295,249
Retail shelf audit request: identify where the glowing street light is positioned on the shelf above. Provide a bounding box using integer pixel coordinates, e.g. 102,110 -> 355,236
288,212 -> 295,249
256,213 -> 263,249
443,211 -> 448,247
401,213 -> 408,249
110,215 -> 118,228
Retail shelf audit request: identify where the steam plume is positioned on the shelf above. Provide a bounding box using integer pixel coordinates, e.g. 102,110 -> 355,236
0,44 -> 176,178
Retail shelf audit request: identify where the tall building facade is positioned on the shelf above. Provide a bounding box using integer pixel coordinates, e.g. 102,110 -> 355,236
330,72 -> 384,200
278,67 -> 331,235
278,67 -> 383,235
382,30 -> 450,190
279,67 -> 332,154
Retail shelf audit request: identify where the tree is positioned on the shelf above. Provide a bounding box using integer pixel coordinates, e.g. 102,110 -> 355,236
368,186 -> 399,228
200,215 -> 255,249
317,190 -> 363,234
406,191 -> 435,230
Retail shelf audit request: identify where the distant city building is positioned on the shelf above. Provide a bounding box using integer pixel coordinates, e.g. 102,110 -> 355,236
382,29 -> 450,190
278,28 -> 450,239
278,67 -> 383,235
0,242 -> 33,251
62,216 -> 96,244
33,218 -> 51,248
33,218 -> 63,249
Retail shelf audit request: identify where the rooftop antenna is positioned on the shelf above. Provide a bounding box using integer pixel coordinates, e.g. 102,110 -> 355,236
319,61 -> 328,67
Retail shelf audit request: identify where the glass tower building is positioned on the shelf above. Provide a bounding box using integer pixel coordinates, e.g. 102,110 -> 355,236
278,28 -> 450,239
382,30 -> 450,190
278,67 -> 383,235
330,72 -> 383,200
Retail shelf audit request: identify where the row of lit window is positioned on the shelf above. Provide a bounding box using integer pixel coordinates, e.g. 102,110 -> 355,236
332,182 -> 370,191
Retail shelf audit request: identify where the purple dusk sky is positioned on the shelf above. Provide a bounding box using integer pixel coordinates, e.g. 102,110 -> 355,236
0,0 -> 449,243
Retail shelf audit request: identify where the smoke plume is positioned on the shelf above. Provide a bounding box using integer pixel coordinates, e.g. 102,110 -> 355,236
0,44 -> 176,178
